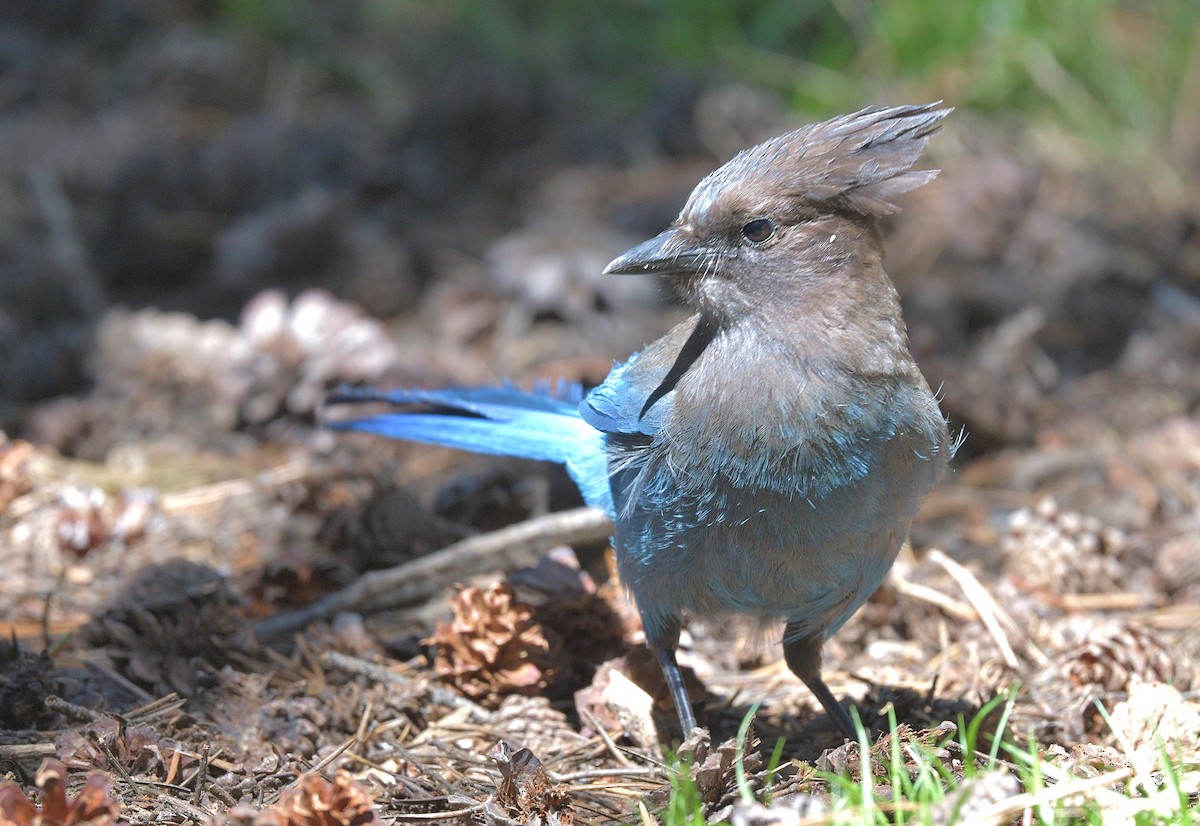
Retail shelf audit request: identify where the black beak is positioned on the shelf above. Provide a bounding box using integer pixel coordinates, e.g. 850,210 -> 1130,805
604,228 -> 708,275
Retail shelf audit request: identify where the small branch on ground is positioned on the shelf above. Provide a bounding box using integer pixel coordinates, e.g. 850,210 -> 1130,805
253,507 -> 613,640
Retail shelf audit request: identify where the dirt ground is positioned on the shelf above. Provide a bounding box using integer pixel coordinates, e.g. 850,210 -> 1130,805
1,5 -> 1199,825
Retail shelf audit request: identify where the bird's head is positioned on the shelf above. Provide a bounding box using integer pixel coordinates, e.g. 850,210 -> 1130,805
605,103 -> 950,322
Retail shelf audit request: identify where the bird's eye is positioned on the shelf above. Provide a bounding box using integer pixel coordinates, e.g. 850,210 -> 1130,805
741,218 -> 774,243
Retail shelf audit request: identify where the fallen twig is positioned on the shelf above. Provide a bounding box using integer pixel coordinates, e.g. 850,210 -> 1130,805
0,743 -> 57,760
253,507 -> 612,639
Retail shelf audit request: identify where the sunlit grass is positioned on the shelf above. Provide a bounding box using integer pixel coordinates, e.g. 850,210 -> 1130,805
654,691 -> 1198,825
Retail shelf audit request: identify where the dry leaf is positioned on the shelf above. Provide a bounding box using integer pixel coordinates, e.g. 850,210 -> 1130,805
484,742 -> 574,826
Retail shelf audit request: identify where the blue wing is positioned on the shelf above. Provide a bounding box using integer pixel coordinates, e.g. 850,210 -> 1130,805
580,314 -> 713,437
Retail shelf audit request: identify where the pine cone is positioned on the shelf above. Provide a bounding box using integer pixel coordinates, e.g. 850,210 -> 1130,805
0,759 -> 121,826
268,771 -> 382,826
0,437 -> 34,514
78,560 -> 254,697
1030,621 -> 1183,739
1059,623 -> 1178,693
1002,498 -> 1125,593
427,583 -> 555,707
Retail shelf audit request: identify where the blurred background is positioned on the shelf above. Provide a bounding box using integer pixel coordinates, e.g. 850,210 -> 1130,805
1,0 -> 1197,461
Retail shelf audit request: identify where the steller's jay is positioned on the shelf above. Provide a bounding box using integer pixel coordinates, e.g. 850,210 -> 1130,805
327,103 -> 952,738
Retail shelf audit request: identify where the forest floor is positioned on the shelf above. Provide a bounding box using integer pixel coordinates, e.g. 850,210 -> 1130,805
1,6 -> 1199,825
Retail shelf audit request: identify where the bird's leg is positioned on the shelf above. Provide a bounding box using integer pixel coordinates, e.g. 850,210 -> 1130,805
782,627 -> 857,740
646,619 -> 698,733
654,645 -> 697,734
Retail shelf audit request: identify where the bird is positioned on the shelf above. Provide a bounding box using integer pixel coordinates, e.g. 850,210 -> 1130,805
326,103 -> 952,739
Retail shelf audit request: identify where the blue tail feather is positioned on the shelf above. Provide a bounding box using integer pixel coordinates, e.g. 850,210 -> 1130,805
327,381 -> 585,415
326,385 -> 613,516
